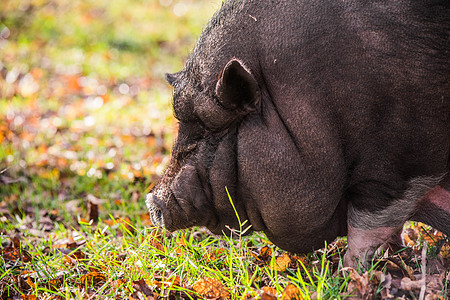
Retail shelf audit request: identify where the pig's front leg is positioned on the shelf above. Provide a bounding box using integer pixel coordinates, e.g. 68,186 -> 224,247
343,224 -> 402,269
343,180 -> 413,269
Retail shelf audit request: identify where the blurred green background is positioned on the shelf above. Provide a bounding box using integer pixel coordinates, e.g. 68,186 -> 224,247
0,0 -> 221,221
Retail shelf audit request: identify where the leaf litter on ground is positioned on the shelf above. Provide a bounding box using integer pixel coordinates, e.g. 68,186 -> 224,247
1,0 -> 449,299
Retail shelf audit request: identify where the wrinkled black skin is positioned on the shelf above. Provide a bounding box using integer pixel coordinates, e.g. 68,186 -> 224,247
150,0 -> 450,254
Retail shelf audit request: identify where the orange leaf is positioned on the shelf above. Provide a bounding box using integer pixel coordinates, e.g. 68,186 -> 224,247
70,250 -> 86,261
193,277 -> 230,299
80,271 -> 106,286
281,284 -> 303,300
272,253 -> 291,272
26,276 -> 36,289
251,246 -> 273,263
19,296 -> 37,300
112,279 -> 129,292
1,248 -> 20,261
261,286 -> 277,300
78,217 -> 90,224
1,247 -> 32,262
205,248 -> 227,261
176,235 -> 187,247
422,230 -> 443,245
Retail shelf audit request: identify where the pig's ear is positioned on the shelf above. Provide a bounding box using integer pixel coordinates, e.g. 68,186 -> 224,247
165,72 -> 179,86
216,59 -> 260,112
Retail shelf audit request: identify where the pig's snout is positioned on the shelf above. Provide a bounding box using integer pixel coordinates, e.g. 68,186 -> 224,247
146,193 -> 165,227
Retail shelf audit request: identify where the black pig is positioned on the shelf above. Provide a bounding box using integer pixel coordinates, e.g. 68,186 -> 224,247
147,0 -> 450,267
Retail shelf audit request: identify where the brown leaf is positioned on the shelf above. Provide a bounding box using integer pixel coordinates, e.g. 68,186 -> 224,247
26,276 -> 36,289
400,277 -> 424,291
176,234 -> 187,247
439,241 -> 450,259
132,279 -> 154,297
1,247 -> 32,263
70,250 -> 86,261
382,258 -> 415,279
422,231 -> 444,245
80,271 -> 106,286
378,272 -> 395,299
205,248 -> 227,261
261,286 -> 277,300
87,202 -> 98,222
281,284 -> 303,300
22,270 -> 68,291
1,247 -> 20,261
272,253 -> 291,272
342,268 -> 378,299
251,246 -> 272,263
288,254 -> 307,268
193,277 -> 230,299
87,194 -> 104,223
18,296 -> 37,300
12,235 -> 21,248
259,246 -> 272,260
111,278 -> 129,292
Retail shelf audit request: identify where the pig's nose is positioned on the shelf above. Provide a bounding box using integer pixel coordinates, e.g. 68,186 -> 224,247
145,193 -> 164,227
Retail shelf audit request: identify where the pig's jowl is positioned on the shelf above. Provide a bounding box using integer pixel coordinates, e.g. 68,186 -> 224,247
147,0 -> 450,267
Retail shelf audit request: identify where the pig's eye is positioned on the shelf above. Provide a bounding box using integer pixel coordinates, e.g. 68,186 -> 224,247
184,143 -> 197,153
174,142 -> 197,161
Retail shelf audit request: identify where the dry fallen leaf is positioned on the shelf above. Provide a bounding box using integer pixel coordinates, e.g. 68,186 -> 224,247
261,286 -> 277,300
132,279 -> 154,298
193,277 -> 229,299
251,246 -> 272,264
205,248 -> 227,261
22,270 -> 68,291
281,284 -> 303,300
439,241 -> 450,259
1,247 -> 32,263
272,253 -> 291,272
80,271 -> 106,286
422,231 -> 444,245
18,296 -> 37,300
111,279 -> 129,293
400,277 -> 423,291
288,254 -> 307,268
341,267 -> 380,299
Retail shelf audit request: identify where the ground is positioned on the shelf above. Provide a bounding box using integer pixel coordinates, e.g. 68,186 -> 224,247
0,0 -> 449,299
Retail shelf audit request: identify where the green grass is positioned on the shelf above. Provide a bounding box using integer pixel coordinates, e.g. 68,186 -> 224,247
0,211 -> 353,299
1,0 -> 449,299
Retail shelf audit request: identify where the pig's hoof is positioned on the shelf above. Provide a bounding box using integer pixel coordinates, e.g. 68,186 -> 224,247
343,249 -> 373,270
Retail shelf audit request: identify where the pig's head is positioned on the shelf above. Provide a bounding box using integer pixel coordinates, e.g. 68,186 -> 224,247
146,58 -> 261,235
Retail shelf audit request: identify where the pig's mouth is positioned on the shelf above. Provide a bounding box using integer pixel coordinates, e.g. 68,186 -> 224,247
145,193 -> 166,227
